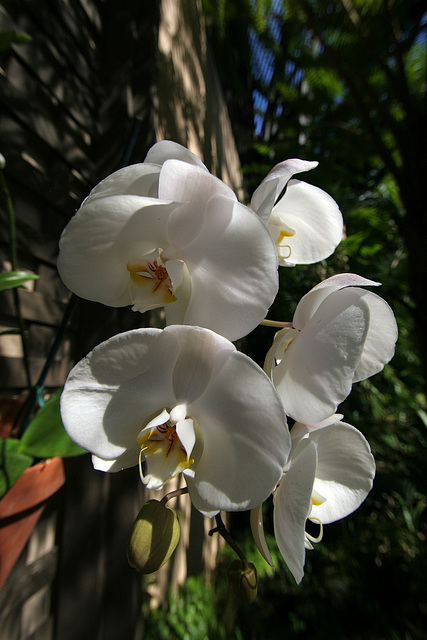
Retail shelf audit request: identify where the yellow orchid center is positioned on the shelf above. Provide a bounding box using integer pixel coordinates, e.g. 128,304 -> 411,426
127,249 -> 177,312
137,406 -> 197,490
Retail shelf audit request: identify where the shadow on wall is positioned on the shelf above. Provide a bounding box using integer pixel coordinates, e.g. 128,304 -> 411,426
155,0 -> 244,199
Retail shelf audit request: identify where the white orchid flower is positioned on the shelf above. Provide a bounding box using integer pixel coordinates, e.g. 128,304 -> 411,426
251,159 -> 343,266
264,273 -> 398,424
60,325 -> 291,516
251,415 -> 376,584
57,140 -> 279,342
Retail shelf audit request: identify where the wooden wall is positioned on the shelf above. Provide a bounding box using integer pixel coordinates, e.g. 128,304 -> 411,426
0,1 -> 240,637
0,0 -> 160,394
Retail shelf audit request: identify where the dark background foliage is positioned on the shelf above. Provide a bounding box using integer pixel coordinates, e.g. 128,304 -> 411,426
143,2 -> 427,638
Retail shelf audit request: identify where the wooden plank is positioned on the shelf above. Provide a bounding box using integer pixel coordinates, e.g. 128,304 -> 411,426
0,76 -> 95,180
55,456 -> 143,640
5,0 -> 100,99
1,290 -> 68,327
0,357 -> 72,389
0,548 -> 58,618
0,111 -> 93,212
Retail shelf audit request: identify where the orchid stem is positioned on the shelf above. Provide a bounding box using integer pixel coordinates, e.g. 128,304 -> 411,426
260,319 -> 293,328
160,486 -> 189,505
211,513 -> 249,570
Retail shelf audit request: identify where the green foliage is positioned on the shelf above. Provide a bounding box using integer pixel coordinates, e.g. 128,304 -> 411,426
143,574 -> 243,640
18,389 -> 86,459
0,270 -> 39,292
202,0 -> 275,34
196,3 -> 427,638
0,438 -> 33,498
0,28 -> 32,52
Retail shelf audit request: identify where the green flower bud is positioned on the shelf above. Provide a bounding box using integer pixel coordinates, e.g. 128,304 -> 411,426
227,559 -> 258,604
127,499 -> 180,574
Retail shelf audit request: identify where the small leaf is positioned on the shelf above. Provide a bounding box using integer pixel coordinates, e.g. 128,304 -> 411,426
0,270 -> 39,292
0,438 -> 33,499
0,29 -> 32,52
19,389 -> 87,458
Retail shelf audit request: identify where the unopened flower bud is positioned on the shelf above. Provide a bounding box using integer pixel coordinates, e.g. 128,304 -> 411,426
227,559 -> 258,604
127,499 -> 180,574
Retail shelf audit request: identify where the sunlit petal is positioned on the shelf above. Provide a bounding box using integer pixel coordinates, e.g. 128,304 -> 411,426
251,158 -> 318,223
83,163 -> 161,203
176,196 -> 279,341
57,196 -> 175,307
293,273 -> 381,330
274,437 -> 317,584
58,141 -> 279,341
159,159 -> 236,207
269,180 -> 343,265
271,288 -> 370,423
351,290 -> 398,382
291,414 -> 344,438
186,350 -> 290,514
307,422 -> 375,524
61,326 -> 290,515
144,139 -> 208,169
250,503 -> 275,568
60,329 -> 177,460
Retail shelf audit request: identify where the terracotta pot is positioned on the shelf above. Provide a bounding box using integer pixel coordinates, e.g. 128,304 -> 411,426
0,456 -> 65,589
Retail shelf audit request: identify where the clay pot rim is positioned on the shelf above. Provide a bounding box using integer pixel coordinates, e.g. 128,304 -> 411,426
0,457 -> 65,520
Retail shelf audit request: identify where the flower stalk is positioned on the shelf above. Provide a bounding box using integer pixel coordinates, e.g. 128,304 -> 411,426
210,513 -> 249,571
0,161 -> 32,389
160,486 -> 189,506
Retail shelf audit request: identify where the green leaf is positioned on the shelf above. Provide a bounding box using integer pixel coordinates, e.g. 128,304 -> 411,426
0,29 -> 32,52
0,270 -> 39,292
0,438 -> 33,499
19,389 -> 87,458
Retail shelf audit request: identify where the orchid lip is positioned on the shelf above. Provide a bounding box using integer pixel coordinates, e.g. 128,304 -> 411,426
137,405 -> 198,490
127,248 -> 178,312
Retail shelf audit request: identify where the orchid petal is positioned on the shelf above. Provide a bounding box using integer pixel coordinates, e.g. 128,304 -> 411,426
83,163 -> 161,203
250,503 -> 275,568
170,403 -> 187,423
308,422 -> 375,524
251,159 -> 318,224
186,350 -> 290,515
293,273 -> 381,330
159,159 -> 236,208
144,139 -> 208,170
350,290 -> 398,382
61,326 -> 290,515
139,408 -> 170,434
269,180 -> 343,265
271,288 -> 370,423
170,325 -> 235,403
291,414 -> 344,438
165,259 -> 185,292
92,449 -> 139,472
274,437 -> 317,584
176,418 -> 196,458
57,196 -> 175,306
58,141 -> 280,341
60,329 -> 178,461
172,196 -> 278,341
